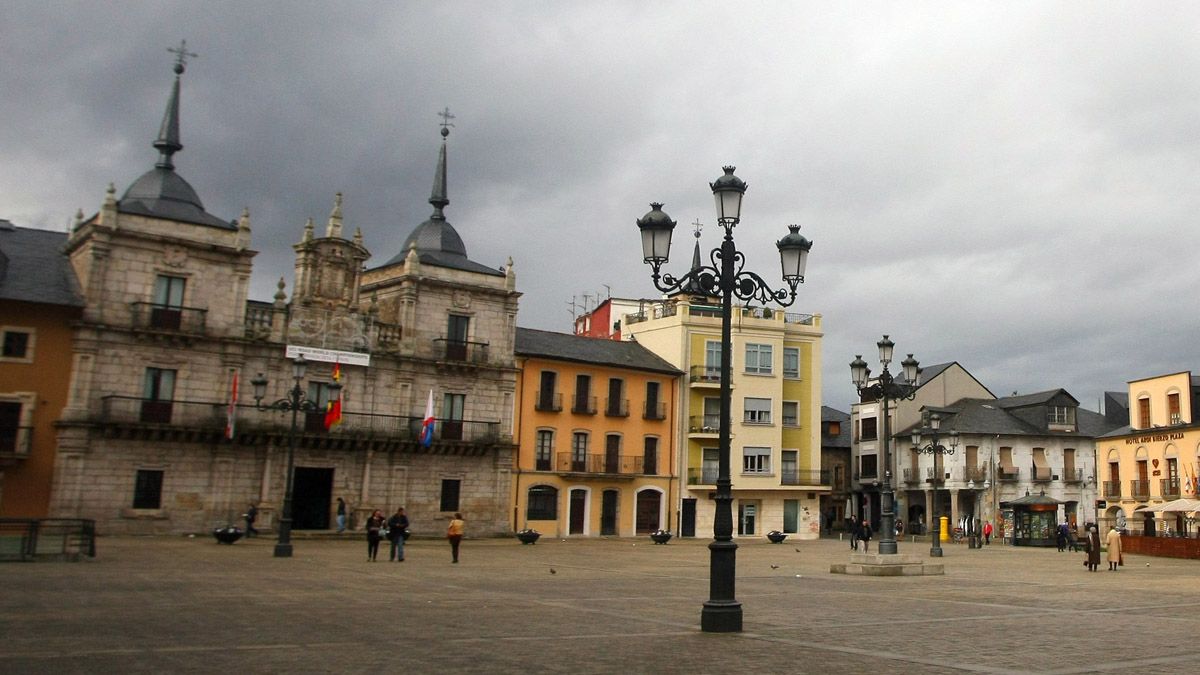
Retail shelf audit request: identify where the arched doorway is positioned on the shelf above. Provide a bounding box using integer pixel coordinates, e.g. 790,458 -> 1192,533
635,490 -> 662,534
568,488 -> 588,535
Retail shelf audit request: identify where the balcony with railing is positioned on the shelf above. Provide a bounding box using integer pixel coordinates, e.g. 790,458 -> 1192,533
1129,479 -> 1150,500
130,302 -> 207,335
554,452 -> 644,476
926,467 -> 948,485
571,395 -> 597,415
95,395 -> 502,446
902,468 -> 923,485
433,338 -> 489,364
780,469 -> 829,486
0,426 -> 33,463
604,398 -> 629,418
1103,481 -> 1121,499
689,365 -> 721,385
1159,478 -> 1180,499
961,465 -> 988,483
997,467 -> 1021,482
244,303 -> 274,338
1061,468 -> 1085,484
643,401 -> 667,420
534,391 -> 562,413
688,467 -> 719,485
688,416 -> 719,435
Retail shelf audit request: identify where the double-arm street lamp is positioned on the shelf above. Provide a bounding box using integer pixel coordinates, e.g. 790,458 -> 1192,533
250,355 -> 340,558
637,166 -> 813,633
911,411 -> 959,557
850,336 -> 920,555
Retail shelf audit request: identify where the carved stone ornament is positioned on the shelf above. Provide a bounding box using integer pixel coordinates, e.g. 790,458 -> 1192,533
164,247 -> 188,268
452,290 -> 471,309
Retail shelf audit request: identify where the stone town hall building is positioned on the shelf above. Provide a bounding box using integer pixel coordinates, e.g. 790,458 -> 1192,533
48,55 -> 519,535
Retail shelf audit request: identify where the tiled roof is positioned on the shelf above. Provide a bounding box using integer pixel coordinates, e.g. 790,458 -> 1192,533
515,327 -> 681,375
821,405 -> 851,449
0,222 -> 84,307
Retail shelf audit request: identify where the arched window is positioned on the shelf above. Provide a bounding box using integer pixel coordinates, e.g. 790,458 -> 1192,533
527,485 -> 558,521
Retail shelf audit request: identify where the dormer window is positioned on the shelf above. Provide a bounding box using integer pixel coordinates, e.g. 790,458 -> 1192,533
1048,405 -> 1076,431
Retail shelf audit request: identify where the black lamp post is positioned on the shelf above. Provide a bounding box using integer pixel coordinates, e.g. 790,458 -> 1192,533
250,355 -> 340,558
849,337 -> 920,555
911,411 -> 959,557
637,166 -> 812,633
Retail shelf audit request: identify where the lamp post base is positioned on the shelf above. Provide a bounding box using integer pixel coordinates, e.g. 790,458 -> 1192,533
701,601 -> 743,633
929,546 -> 943,557
273,543 -> 293,558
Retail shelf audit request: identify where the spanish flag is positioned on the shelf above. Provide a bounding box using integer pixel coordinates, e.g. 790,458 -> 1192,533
323,363 -> 343,430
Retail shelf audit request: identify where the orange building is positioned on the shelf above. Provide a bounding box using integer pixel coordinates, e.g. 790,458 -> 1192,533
513,328 -> 681,536
0,222 -> 85,516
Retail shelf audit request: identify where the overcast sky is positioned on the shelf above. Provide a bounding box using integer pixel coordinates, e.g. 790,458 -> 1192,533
4,2 -> 1199,414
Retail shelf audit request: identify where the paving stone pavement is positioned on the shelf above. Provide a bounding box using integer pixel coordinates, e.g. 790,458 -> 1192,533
1,534 -> 1197,674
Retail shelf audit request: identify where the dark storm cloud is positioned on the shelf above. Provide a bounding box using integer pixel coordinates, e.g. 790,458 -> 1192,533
4,1 -> 1199,414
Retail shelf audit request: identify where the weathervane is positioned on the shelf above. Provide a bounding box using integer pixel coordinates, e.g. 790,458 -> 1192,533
167,39 -> 198,74
692,218 -> 703,240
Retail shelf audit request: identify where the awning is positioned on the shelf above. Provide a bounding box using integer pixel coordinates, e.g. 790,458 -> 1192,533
1139,498 -> 1200,513
1002,491 -> 1063,507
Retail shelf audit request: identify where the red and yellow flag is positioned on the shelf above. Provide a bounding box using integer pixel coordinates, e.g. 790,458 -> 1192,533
323,363 -> 343,430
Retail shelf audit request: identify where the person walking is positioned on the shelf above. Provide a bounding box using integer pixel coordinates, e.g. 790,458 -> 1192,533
1085,525 -> 1102,572
983,520 -> 993,545
335,497 -> 347,534
365,509 -> 385,562
243,503 -> 259,538
859,518 -> 872,553
1105,526 -> 1123,571
847,516 -> 858,551
447,512 -> 465,563
387,507 -> 409,562
1056,520 -> 1070,552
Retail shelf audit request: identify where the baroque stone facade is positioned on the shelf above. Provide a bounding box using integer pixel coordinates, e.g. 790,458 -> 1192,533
48,57 -> 519,536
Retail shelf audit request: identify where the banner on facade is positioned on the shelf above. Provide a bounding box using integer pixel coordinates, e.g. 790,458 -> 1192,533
285,345 -> 370,367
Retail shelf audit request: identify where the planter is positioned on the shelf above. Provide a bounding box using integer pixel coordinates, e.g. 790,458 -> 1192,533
516,531 -> 541,545
650,531 -> 673,544
212,526 -> 244,545
766,531 -> 787,544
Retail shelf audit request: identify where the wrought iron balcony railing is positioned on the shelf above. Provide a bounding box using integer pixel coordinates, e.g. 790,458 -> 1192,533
571,395 -> 597,415
902,468 -> 922,485
689,365 -> 721,384
688,467 -> 720,485
1103,481 -> 1121,499
604,398 -> 629,417
779,469 -> 829,486
961,465 -> 988,483
997,467 -> 1020,482
433,338 -> 489,364
535,391 -> 562,413
643,401 -> 667,420
130,302 -> 207,334
1160,478 -> 1181,499
95,395 -> 501,444
1130,479 -> 1150,500
688,416 -> 720,433
554,452 -> 645,475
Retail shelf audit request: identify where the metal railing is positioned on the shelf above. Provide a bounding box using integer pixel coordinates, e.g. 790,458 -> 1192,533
0,519 -> 95,561
433,338 -> 489,364
959,465 -> 988,483
1160,478 -> 1181,499
997,468 -> 1020,482
96,396 -> 501,443
1061,468 -> 1085,483
0,425 -> 33,460
1130,479 -> 1150,500
554,452 -> 644,475
689,365 -> 721,384
535,392 -> 562,412
643,401 -> 667,420
902,468 -> 922,485
784,313 -> 815,325
780,469 -> 829,486
688,416 -> 719,433
1103,481 -> 1121,499
130,302 -> 207,334
688,467 -> 719,485
604,398 -> 629,417
1031,466 -> 1052,482
571,395 -> 597,415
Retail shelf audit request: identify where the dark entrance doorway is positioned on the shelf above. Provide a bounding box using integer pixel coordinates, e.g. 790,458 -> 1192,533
635,490 -> 661,534
569,489 -> 587,535
600,490 -> 618,535
681,498 -> 696,537
292,467 -> 333,530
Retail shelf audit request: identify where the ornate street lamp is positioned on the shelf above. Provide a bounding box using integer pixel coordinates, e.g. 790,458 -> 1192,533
911,411 -> 959,557
637,166 -> 812,633
250,355 -> 341,558
849,336 -> 920,555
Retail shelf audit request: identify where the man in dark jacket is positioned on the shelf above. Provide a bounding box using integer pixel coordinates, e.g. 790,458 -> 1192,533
244,503 -> 258,538
859,518 -> 872,553
387,507 -> 410,562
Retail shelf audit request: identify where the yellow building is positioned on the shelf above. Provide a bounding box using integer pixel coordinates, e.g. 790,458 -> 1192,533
512,328 -> 681,536
1095,371 -> 1200,535
621,297 -> 826,539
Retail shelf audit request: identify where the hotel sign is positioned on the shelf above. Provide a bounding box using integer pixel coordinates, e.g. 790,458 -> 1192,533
1125,432 -> 1184,445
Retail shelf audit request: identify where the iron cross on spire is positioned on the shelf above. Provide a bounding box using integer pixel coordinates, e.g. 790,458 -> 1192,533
167,39 -> 198,74
438,106 -> 456,137
692,218 -> 704,239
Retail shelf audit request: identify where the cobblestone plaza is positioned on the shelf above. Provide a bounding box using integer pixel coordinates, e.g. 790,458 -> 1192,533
1,535 -> 1196,673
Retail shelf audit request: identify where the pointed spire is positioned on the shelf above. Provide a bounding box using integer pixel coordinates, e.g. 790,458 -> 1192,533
236,207 -> 251,249
154,41 -> 197,170
429,107 -> 455,218
326,192 -> 344,238
274,277 -> 288,308
302,217 -> 314,243
353,227 -> 364,248
683,219 -> 706,295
